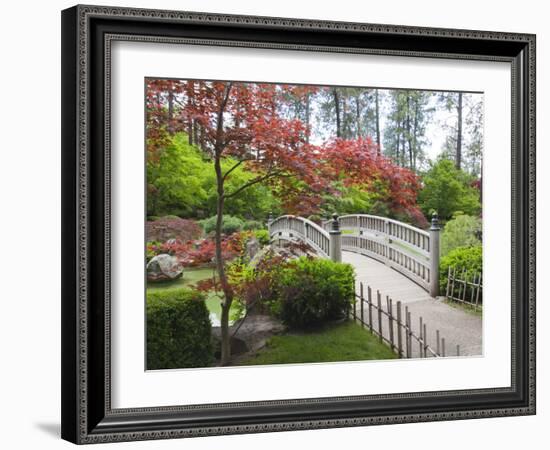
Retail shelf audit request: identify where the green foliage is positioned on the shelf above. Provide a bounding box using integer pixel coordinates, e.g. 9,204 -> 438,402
147,133 -> 280,219
418,159 -> 481,221
321,184 -> 379,216
200,215 -> 245,235
277,257 -> 355,329
253,229 -> 270,246
147,134 -> 210,218
439,245 -> 482,293
209,160 -> 279,219
146,288 -> 213,369
242,220 -> 265,231
441,213 -> 482,257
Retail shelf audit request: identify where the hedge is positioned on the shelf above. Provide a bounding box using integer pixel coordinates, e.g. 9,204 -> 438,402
147,288 -> 213,370
439,245 -> 482,294
200,215 -> 244,235
276,257 -> 355,328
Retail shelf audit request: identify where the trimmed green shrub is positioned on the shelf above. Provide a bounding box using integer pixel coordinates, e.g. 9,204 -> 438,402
147,288 -> 213,369
439,245 -> 482,293
307,214 -> 323,225
200,215 -> 244,235
253,229 -> 270,246
276,257 -> 355,328
242,220 -> 265,231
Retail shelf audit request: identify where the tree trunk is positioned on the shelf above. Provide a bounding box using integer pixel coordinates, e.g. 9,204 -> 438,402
167,89 -> 174,134
305,93 -> 310,143
406,94 -> 413,169
342,93 -> 348,138
187,87 -> 194,145
396,124 -> 402,166
412,98 -> 419,170
193,120 -> 199,147
214,153 -> 235,366
213,83 -> 234,366
456,92 -> 463,170
355,94 -> 361,138
333,88 -> 341,138
375,89 -> 381,153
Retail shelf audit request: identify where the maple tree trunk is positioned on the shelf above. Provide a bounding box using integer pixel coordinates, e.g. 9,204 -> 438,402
214,154 -> 234,366
213,82 -> 234,366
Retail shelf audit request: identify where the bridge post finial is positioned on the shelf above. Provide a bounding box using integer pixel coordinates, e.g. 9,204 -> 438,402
329,212 -> 342,263
430,211 -> 440,231
331,212 -> 340,232
429,211 -> 441,297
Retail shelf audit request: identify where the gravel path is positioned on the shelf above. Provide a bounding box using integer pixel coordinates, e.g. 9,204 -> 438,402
343,251 -> 482,358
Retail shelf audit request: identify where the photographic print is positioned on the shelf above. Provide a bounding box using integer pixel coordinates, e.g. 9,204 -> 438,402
145,79 -> 484,370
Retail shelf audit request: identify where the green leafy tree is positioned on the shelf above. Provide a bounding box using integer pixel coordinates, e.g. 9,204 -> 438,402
441,213 -> 482,257
147,134 -> 209,217
418,159 -> 481,221
147,133 -> 280,220
203,157 -> 279,219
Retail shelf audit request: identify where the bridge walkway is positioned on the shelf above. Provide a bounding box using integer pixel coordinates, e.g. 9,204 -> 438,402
344,251 -> 483,357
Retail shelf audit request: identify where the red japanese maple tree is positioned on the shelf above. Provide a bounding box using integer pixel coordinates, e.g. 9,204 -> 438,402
320,137 -> 426,227
148,80 -> 326,364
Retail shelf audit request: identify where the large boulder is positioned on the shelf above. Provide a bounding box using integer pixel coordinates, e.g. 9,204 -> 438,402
147,254 -> 183,282
249,241 -> 319,268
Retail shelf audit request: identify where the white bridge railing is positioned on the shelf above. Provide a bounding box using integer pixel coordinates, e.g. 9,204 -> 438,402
268,215 -> 333,259
269,212 -> 441,297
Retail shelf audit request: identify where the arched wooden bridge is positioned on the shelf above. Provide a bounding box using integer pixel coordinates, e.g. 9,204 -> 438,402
268,213 -> 440,297
268,213 -> 483,357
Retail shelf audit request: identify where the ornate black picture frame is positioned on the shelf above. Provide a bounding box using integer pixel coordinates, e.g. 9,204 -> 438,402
61,4 -> 536,444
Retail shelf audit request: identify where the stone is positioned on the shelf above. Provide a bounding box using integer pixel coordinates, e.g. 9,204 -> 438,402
245,237 -> 260,260
147,254 -> 183,282
249,241 -> 319,268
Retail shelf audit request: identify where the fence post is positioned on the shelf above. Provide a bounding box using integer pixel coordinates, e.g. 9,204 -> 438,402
368,286 -> 373,332
377,291 -> 383,343
329,212 -> 342,263
429,212 -> 441,297
396,301 -> 403,358
387,297 -> 395,352
360,283 -> 364,328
